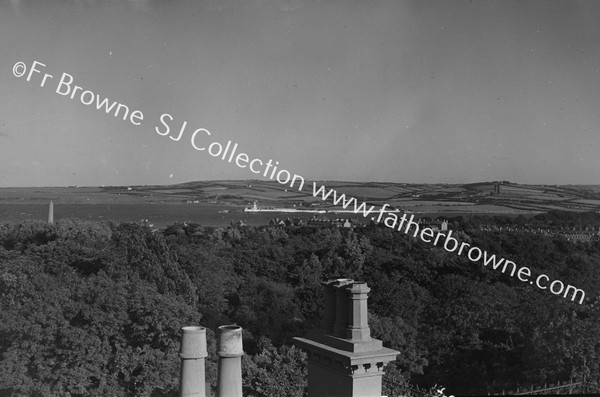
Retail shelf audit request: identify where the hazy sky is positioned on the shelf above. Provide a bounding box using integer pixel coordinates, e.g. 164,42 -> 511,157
2,0 -> 600,187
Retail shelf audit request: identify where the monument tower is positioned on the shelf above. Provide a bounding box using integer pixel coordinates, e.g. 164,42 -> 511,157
48,200 -> 54,224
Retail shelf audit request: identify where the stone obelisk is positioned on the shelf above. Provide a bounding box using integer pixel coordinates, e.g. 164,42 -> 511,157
48,200 -> 54,224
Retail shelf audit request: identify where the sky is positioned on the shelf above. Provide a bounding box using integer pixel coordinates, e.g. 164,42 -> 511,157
1,0 -> 600,187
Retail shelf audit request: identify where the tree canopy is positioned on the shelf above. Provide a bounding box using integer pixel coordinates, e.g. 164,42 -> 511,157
1,216 -> 599,396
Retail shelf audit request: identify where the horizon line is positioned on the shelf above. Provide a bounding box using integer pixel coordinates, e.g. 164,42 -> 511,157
0,179 -> 598,189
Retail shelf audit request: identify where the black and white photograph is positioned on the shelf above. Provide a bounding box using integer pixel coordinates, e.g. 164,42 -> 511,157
1,1 -> 600,396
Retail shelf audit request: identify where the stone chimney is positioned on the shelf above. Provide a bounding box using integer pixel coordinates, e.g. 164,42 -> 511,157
179,326 -> 208,397
178,324 -> 244,397
217,325 -> 244,397
293,279 -> 399,397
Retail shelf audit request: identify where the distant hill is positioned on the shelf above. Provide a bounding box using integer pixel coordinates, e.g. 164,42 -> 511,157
2,181 -> 600,227
117,180 -> 600,214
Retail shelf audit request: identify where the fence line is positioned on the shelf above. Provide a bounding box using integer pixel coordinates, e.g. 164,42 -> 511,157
383,378 -> 600,396
491,380 -> 600,395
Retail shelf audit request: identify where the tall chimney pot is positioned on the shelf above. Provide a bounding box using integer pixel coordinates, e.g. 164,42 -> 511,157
217,325 -> 244,397
179,326 -> 208,397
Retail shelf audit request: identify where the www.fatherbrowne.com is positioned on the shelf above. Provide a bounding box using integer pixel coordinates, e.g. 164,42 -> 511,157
312,182 -> 586,305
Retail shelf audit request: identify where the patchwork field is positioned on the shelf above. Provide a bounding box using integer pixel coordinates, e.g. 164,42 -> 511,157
2,180 -> 600,227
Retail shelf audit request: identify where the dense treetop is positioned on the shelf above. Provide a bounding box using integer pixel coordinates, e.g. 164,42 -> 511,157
1,215 -> 599,396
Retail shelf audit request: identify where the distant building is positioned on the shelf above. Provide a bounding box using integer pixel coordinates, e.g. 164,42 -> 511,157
474,223 -> 600,242
307,216 -> 356,228
269,217 -> 304,227
494,183 -> 501,195
562,229 -> 599,242
420,218 -> 448,232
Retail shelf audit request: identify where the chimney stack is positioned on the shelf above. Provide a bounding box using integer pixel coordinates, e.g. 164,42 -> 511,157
332,279 -> 354,338
294,280 -> 399,397
346,282 -> 371,341
320,279 -> 339,333
217,325 -> 244,397
179,326 -> 208,397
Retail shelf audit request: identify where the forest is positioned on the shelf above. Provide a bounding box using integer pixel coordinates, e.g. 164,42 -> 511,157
1,214 -> 600,396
